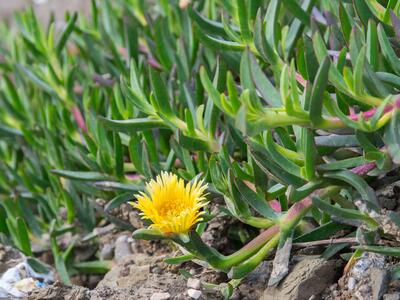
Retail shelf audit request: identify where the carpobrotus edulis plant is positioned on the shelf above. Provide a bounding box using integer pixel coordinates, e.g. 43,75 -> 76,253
3,0 -> 400,297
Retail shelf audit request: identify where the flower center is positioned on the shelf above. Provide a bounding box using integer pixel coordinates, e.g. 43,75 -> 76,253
157,198 -> 187,218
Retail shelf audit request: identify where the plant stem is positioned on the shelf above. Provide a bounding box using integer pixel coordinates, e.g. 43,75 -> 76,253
229,234 -> 280,279
243,216 -> 275,228
186,187 -> 339,270
71,106 -> 87,132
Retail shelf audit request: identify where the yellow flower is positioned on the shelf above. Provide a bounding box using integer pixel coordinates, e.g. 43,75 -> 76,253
133,172 -> 208,234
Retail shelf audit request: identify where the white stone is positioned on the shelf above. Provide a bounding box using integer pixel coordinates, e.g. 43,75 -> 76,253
99,243 -> 114,260
114,235 -> 132,262
150,292 -> 171,300
187,289 -> 202,299
187,278 -> 201,289
348,277 -> 356,290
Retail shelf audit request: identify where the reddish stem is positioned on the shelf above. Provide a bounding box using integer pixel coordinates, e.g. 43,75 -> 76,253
349,107 -> 357,119
269,200 -> 281,213
348,105 -> 393,121
346,97 -> 400,122
240,223 -> 280,251
284,196 -> 313,222
241,192 -> 317,252
147,57 -> 162,69
71,106 -> 87,132
350,162 -> 376,176
126,174 -> 142,181
295,73 -> 307,87
137,43 -> 163,69
238,160 -> 379,254
92,74 -> 115,87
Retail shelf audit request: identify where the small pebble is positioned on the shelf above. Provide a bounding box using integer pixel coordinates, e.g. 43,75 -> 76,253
187,289 -> 202,299
129,240 -> 138,254
152,266 -> 162,274
384,293 -> 400,300
348,277 -> 356,290
114,235 -> 132,262
358,284 -> 370,293
95,198 -> 106,206
150,292 -> 171,300
330,284 -> 338,291
355,291 -> 363,299
187,278 -> 201,290
100,243 -> 114,260
230,291 -> 240,300
189,269 -> 196,275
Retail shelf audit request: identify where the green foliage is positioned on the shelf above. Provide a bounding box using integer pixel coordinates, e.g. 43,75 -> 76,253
1,0 -> 400,293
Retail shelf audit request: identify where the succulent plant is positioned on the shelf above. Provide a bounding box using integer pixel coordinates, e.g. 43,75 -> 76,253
2,0 -> 400,296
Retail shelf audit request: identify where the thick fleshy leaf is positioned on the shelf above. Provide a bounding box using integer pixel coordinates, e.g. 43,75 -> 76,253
323,170 -> 379,209
312,196 -> 375,224
234,178 -> 278,220
309,56 -> 330,126
52,170 -> 112,181
99,117 -> 168,132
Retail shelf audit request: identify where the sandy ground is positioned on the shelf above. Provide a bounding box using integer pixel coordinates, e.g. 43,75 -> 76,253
0,0 -> 90,23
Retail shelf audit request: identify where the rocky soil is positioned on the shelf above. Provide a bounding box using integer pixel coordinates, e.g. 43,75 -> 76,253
1,179 -> 400,298
23,180 -> 400,299
5,180 -> 400,299
24,241 -> 400,300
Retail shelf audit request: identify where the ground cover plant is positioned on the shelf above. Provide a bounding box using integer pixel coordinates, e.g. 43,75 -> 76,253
2,0 -> 400,297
